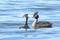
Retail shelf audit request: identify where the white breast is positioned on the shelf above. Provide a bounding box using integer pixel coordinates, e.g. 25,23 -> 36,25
32,19 -> 37,28
32,22 -> 36,27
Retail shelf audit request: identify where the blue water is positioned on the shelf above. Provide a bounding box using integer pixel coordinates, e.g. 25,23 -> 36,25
0,0 -> 60,40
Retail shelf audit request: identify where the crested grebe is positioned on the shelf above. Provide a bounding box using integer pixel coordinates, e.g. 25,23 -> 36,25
32,12 -> 52,29
19,14 -> 29,31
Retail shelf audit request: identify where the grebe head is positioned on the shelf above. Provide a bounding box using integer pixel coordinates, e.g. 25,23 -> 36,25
23,14 -> 28,19
33,12 -> 39,19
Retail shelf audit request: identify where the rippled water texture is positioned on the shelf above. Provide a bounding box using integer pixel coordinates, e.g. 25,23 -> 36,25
0,0 -> 60,40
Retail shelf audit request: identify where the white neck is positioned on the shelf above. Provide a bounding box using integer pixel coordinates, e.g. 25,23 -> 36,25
32,19 -> 38,27
32,19 -> 38,24
34,19 -> 38,23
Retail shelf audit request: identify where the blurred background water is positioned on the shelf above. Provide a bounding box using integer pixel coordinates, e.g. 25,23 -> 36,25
0,0 -> 60,40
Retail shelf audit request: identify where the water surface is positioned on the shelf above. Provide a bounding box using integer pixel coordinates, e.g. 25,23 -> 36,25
0,0 -> 60,40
